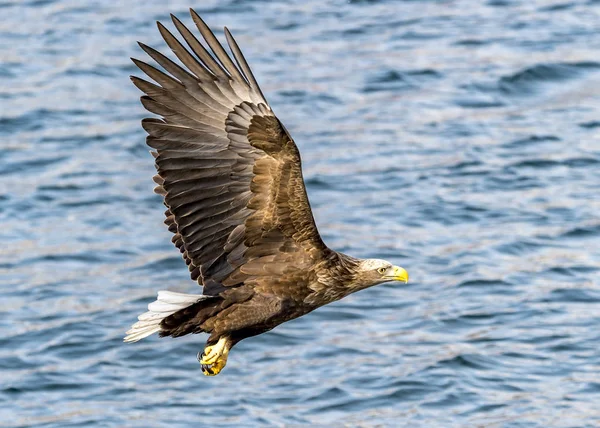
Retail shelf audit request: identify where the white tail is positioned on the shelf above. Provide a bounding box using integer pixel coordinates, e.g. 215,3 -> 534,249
124,291 -> 205,343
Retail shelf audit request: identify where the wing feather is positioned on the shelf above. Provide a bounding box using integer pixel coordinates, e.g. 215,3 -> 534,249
158,21 -> 215,82
172,13 -> 229,80
224,28 -> 266,102
189,10 -> 246,83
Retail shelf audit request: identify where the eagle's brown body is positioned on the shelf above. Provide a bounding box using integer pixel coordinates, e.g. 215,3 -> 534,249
124,9 -> 408,375
161,249 -> 359,344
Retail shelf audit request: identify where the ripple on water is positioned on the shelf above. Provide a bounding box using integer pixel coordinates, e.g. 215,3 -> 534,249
499,62 -> 600,94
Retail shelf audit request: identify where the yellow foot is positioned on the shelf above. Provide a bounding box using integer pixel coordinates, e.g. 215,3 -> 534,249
197,336 -> 230,376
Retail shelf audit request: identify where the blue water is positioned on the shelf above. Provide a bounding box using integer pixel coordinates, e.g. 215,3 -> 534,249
2,0 -> 600,426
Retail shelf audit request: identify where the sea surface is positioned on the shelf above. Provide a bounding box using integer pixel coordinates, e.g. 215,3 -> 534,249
2,0 -> 600,426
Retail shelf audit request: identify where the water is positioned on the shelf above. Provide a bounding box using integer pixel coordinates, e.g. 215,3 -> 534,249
2,0 -> 600,426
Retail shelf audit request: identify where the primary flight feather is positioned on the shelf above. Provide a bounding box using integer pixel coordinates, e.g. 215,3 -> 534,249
125,9 -> 409,376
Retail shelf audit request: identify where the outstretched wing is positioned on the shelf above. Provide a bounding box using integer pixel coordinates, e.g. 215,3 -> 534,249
133,9 -> 327,295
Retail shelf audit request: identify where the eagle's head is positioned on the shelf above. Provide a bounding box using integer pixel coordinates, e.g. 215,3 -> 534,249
352,258 -> 409,289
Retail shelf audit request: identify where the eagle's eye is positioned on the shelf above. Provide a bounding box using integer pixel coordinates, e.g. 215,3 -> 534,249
377,267 -> 387,275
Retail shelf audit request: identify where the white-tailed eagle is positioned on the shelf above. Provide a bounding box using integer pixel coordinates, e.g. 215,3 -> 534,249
125,9 -> 408,376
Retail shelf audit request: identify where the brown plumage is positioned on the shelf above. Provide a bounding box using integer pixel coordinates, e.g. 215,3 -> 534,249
124,9 -> 409,376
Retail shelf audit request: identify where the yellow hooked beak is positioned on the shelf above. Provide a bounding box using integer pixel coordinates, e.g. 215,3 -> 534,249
386,266 -> 409,284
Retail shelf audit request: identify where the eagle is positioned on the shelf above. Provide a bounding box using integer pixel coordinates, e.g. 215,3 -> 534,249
124,9 -> 409,376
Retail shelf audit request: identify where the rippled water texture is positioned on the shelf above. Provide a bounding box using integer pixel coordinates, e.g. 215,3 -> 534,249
2,0 -> 600,426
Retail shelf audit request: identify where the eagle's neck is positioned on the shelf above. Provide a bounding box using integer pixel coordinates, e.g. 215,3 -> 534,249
334,252 -> 362,277
308,251 -> 363,305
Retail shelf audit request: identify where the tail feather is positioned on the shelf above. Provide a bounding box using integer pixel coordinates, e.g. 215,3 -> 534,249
124,291 -> 208,343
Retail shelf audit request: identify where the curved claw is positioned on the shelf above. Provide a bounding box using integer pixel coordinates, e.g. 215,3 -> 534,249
201,364 -> 215,376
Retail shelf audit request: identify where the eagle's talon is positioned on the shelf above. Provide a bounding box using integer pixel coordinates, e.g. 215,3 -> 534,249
199,345 -> 218,365
198,337 -> 230,376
